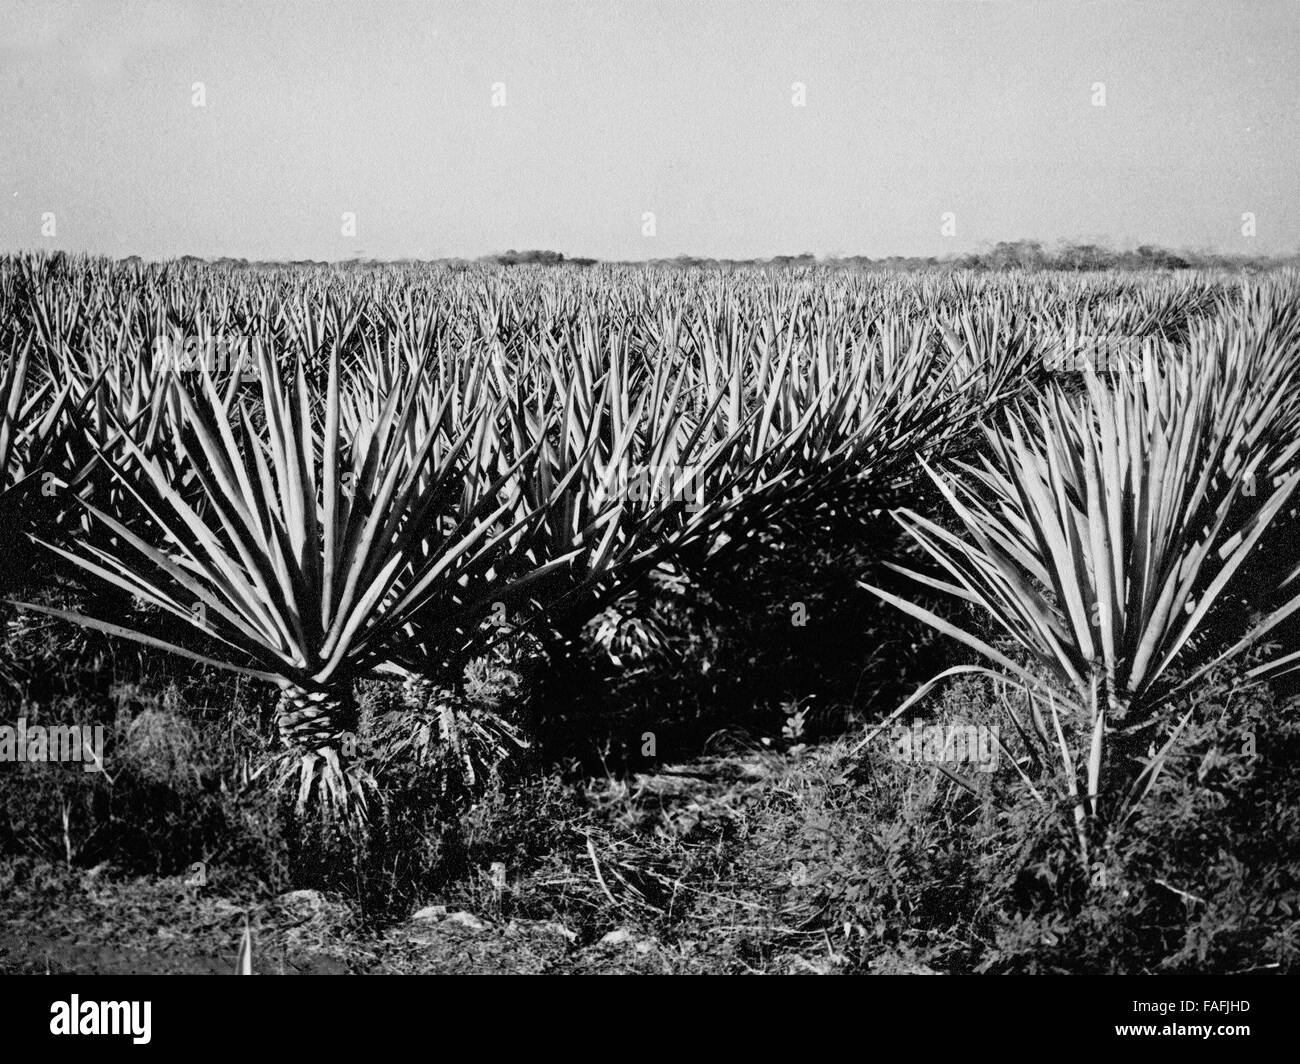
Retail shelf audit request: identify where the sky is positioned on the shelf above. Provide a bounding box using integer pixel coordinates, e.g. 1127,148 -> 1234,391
1,0 -> 1298,261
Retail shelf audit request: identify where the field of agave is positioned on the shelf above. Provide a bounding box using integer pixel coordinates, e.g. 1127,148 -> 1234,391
3,251 -> 1300,864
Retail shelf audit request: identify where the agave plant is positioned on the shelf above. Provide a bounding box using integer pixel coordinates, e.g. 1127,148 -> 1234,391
0,335 -> 80,577
864,357 -> 1300,856
12,324 -> 574,818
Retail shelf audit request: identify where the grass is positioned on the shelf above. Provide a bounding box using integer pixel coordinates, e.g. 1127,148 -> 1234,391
2,579 -> 1297,973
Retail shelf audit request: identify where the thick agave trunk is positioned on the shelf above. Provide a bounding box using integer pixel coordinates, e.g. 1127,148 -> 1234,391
275,683 -> 357,754
273,682 -> 369,821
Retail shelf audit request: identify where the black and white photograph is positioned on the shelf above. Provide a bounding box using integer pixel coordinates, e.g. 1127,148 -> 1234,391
0,0 -> 1296,1031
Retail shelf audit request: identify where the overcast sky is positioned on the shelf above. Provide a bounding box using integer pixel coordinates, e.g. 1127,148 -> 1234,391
1,0 -> 1297,261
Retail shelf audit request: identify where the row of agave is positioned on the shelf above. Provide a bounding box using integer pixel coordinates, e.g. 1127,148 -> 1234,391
3,252 -> 1299,845
0,254 -> 1039,817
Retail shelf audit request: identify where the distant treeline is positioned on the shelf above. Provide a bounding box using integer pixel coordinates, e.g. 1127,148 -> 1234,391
112,241 -> 1299,271
639,241 -> 1300,272
125,250 -> 602,270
